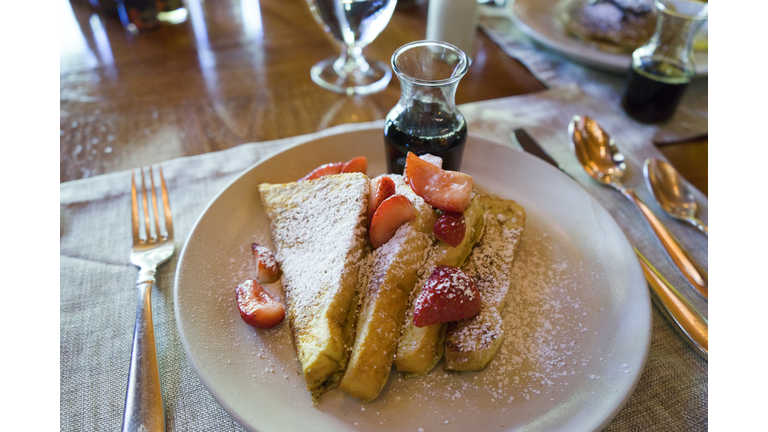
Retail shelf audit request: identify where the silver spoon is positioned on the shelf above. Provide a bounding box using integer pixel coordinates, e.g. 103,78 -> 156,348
644,158 -> 708,236
569,115 -> 708,300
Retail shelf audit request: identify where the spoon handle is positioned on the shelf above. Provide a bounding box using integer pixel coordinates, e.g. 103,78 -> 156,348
635,249 -> 708,361
622,188 -> 708,299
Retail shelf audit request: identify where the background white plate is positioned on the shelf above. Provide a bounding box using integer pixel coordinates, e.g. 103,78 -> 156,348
508,0 -> 708,75
174,128 -> 651,432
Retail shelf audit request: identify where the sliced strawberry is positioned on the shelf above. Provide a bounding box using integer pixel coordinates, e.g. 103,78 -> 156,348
419,153 -> 443,169
298,162 -> 344,181
341,156 -> 368,174
252,243 -> 281,284
368,176 -> 396,220
412,266 -> 481,327
236,279 -> 285,329
404,152 -> 473,213
433,212 -> 466,247
369,194 -> 415,249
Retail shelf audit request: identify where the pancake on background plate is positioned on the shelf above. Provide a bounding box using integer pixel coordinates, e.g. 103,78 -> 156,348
554,0 -> 657,52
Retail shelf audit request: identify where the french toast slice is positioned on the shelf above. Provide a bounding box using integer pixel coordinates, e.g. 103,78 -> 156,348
444,195 -> 526,371
258,173 -> 370,400
394,193 -> 486,376
339,175 -> 437,401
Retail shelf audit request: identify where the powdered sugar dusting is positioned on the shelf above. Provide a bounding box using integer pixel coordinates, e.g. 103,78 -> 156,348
258,173 -> 370,391
466,214 -> 524,310
199,185 -> 638,431
261,175 -> 368,328
445,202 -> 524,357
382,221 -> 607,408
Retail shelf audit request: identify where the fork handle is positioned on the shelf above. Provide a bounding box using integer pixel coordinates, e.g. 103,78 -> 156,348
622,188 -> 708,299
122,270 -> 165,432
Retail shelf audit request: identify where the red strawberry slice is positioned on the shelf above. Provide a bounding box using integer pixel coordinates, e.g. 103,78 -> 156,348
412,266 -> 481,327
433,212 -> 466,247
419,153 -> 443,168
341,156 -> 368,174
368,176 -> 396,220
236,279 -> 286,329
369,194 -> 415,249
404,152 -> 473,213
252,243 -> 281,284
298,162 -> 344,181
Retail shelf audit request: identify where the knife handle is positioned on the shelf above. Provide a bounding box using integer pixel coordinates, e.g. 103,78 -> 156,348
622,187 -> 708,300
636,250 -> 708,361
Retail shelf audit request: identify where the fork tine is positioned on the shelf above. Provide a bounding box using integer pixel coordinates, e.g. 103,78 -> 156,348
159,165 -> 173,240
140,167 -> 152,242
131,170 -> 142,245
148,166 -> 161,239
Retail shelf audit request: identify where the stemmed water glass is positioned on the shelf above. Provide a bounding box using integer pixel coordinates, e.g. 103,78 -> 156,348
306,0 -> 397,95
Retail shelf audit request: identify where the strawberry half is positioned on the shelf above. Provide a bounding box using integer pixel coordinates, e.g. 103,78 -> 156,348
298,162 -> 344,181
236,279 -> 286,329
404,152 -> 473,213
368,176 -> 396,221
369,194 -> 415,249
412,265 -> 481,327
341,156 -> 368,174
433,212 -> 466,247
252,243 -> 281,284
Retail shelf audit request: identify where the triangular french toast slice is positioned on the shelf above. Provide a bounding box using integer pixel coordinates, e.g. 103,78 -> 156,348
338,175 -> 437,401
444,195 -> 526,371
258,173 -> 370,400
394,192 -> 486,377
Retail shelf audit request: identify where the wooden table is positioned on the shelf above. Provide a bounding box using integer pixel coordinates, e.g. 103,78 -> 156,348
60,0 -> 706,194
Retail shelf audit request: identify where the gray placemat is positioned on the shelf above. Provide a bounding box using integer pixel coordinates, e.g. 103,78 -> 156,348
61,86 -> 706,431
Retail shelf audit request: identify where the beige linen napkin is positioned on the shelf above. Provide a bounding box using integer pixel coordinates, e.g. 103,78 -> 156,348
60,85 -> 706,431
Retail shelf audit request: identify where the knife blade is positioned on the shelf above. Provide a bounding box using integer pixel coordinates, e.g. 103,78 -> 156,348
512,127 -> 708,361
513,128 -> 568,174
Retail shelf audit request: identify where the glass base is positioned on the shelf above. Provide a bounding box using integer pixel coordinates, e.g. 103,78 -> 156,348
310,57 -> 391,96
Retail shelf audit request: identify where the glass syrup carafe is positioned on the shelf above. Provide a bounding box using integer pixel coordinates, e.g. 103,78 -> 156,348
621,0 -> 708,123
384,41 -> 469,174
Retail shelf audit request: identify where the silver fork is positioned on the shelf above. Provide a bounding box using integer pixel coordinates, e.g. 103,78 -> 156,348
123,166 -> 174,432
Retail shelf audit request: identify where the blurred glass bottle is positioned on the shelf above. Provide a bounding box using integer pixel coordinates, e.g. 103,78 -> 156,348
621,0 -> 708,123
116,0 -> 160,33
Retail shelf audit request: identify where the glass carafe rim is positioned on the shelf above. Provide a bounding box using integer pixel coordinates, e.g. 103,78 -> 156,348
655,0 -> 708,20
391,40 -> 469,87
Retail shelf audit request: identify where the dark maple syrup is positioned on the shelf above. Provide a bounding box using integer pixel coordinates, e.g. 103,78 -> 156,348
621,60 -> 691,124
383,100 -> 467,174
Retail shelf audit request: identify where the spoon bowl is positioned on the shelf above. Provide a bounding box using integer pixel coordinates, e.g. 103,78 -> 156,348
569,115 -> 628,188
644,158 -> 708,236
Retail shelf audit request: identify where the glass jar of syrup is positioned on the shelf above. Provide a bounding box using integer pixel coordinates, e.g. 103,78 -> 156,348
621,0 -> 708,124
384,41 -> 470,174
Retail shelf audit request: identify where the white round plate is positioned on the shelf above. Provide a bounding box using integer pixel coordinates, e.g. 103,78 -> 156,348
508,0 -> 708,75
174,127 -> 651,432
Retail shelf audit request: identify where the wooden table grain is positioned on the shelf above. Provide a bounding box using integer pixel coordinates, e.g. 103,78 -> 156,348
60,0 -> 706,195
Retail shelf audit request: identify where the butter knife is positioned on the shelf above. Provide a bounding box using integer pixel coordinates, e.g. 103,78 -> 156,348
512,128 -> 708,361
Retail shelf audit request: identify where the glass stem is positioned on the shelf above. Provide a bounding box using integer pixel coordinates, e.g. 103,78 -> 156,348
334,44 -> 370,76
